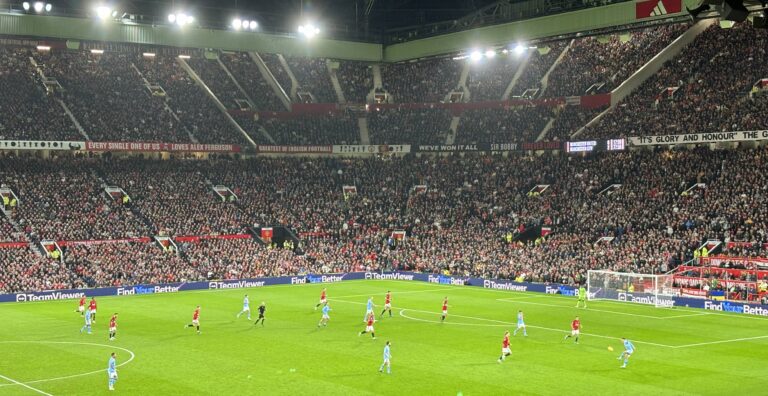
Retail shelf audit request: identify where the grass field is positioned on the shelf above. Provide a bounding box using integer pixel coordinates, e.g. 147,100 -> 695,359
1,280 -> 767,395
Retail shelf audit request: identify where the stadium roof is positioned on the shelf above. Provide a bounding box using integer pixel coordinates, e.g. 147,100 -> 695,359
38,0 -> 632,43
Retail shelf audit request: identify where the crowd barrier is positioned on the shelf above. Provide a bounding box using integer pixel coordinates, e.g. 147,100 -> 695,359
5,272 -> 768,316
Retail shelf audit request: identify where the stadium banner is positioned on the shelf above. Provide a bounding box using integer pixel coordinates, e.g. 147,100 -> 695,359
256,145 -> 333,154
0,140 -> 85,151
628,130 -> 768,146
174,234 -> 252,243
4,272 -> 768,316
636,0 -> 683,19
0,242 -> 29,249
57,237 -> 152,247
85,142 -> 241,153
415,143 -> 525,152
333,145 -> 411,154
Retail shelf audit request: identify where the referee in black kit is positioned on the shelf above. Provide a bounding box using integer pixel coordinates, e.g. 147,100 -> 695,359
254,302 -> 266,326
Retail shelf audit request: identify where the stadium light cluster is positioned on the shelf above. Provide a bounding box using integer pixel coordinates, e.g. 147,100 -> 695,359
22,2 -> 52,12
298,23 -> 321,38
95,5 -> 119,20
232,18 -> 258,31
168,13 -> 194,26
461,43 -> 537,62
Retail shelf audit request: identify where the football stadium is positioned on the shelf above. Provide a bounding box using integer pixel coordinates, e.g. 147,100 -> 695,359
1,0 -> 768,394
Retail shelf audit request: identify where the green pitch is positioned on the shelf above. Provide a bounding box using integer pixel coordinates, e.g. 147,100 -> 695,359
1,280 -> 767,395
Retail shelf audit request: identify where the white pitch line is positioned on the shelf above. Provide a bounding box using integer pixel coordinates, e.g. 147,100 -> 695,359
0,374 -> 53,396
496,298 -> 704,320
672,335 -> 768,349
0,341 -> 136,387
330,298 -> 675,348
333,288 -> 452,299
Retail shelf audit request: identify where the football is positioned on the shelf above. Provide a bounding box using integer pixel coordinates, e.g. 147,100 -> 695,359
608,346 -> 614,352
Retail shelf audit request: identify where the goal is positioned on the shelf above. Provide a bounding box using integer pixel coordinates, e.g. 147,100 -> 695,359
587,270 -> 677,308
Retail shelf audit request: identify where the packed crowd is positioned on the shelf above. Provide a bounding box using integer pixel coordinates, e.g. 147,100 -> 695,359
0,47 -> 81,141
544,107 -> 602,141
585,23 -> 768,139
188,57 -> 245,109
259,53 -> 294,100
136,53 -> 248,145
2,146 -> 767,294
381,58 -> 462,103
0,156 -> 150,241
455,107 -> 553,144
258,113 -> 360,145
285,56 -> 337,103
546,23 -> 688,97
219,52 -> 286,112
33,50 -> 190,143
337,61 -> 372,103
467,56 -> 525,102
368,108 -> 452,145
511,41 -> 567,97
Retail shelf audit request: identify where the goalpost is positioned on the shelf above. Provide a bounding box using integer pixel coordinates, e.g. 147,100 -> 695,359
587,270 -> 678,308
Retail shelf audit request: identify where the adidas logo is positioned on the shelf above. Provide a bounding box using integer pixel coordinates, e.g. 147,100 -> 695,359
651,0 -> 668,16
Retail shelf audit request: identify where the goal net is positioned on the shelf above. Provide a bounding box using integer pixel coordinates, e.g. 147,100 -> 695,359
587,270 -> 677,308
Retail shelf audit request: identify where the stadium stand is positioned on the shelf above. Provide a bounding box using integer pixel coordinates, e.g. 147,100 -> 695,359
337,61 -> 373,103
219,52 -> 286,111
1,146 -> 767,293
381,58 -> 462,103
545,23 -> 688,97
510,41 -> 568,97
0,48 -> 80,141
455,107 -> 553,144
33,50 -> 190,143
368,108 -> 452,145
259,113 -> 360,145
259,53 -> 294,99
285,56 -> 337,103
584,23 -> 768,139
467,56 -> 525,102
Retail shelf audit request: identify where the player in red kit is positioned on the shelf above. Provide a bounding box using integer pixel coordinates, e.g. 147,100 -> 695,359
359,312 -> 376,339
563,316 -> 581,344
498,331 -> 512,363
315,288 -> 327,310
185,306 -> 201,334
89,297 -> 98,323
76,296 -> 86,315
108,313 -> 118,341
440,297 -> 449,322
380,291 -> 392,318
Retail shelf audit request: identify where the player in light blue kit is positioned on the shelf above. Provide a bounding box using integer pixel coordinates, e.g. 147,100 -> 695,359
379,341 -> 392,374
80,309 -> 93,334
107,352 -> 118,391
618,337 -> 635,368
513,310 -> 528,336
318,303 -> 331,327
364,297 -> 375,322
237,294 -> 251,320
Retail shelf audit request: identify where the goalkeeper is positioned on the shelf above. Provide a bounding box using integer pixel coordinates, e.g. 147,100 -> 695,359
576,284 -> 587,308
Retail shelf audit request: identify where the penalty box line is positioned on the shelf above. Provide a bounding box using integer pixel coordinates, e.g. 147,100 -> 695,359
0,374 -> 53,396
330,298 -> 676,349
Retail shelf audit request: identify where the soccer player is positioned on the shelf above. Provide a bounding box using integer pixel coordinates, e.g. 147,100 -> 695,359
108,313 -> 118,341
315,288 -> 327,310
513,310 -> 528,336
576,284 -> 587,308
440,297 -> 449,322
80,309 -> 93,334
364,297 -> 375,322
76,296 -> 86,315
498,331 -> 512,363
89,297 -> 98,323
318,303 -> 331,327
380,291 -> 392,318
563,316 -> 580,344
237,294 -> 251,320
618,337 -> 636,368
185,306 -> 201,334
254,302 -> 266,326
107,352 -> 118,391
359,312 -> 376,339
379,341 -> 392,374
